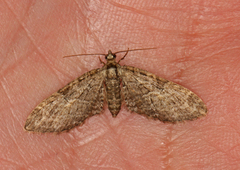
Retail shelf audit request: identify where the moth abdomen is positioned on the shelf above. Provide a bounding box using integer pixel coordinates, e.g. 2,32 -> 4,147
105,67 -> 122,117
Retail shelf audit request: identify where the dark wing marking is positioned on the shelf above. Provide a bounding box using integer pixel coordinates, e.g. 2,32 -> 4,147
25,68 -> 106,133
118,65 -> 207,122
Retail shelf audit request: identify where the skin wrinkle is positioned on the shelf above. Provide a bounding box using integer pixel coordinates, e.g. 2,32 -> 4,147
1,77 -> 13,105
7,122 -> 28,165
108,0 -> 159,19
5,2 -> 70,87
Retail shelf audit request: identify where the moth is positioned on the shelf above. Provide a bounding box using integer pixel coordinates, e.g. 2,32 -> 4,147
24,48 -> 207,133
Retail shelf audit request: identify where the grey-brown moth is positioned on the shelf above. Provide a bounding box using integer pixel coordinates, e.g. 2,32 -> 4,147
24,48 -> 207,133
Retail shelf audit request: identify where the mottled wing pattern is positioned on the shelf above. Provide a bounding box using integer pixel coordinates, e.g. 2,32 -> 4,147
118,65 -> 207,122
25,68 -> 106,133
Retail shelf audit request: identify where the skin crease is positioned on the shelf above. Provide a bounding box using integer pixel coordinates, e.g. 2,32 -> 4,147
0,0 -> 240,169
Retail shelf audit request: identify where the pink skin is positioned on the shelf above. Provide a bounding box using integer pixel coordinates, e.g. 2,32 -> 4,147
1,1 -> 240,169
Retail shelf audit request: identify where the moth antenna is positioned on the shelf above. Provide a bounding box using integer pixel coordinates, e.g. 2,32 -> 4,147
63,53 -> 106,58
63,47 -> 157,58
114,47 -> 157,54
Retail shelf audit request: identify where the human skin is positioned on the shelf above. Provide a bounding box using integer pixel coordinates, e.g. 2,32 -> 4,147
0,1 -> 240,169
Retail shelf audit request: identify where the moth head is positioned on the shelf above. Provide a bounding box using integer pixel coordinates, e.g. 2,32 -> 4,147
105,50 -> 116,60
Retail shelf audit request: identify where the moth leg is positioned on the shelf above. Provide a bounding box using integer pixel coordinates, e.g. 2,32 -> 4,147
117,48 -> 129,64
99,56 -> 105,65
